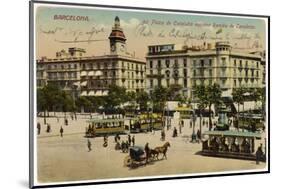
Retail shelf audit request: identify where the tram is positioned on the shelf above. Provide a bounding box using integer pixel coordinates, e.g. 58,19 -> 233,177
235,113 -> 265,132
85,118 -> 126,137
128,113 -> 163,133
175,107 -> 194,119
201,130 -> 264,161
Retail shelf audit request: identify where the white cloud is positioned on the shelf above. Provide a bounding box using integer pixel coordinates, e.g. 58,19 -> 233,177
120,18 -> 141,29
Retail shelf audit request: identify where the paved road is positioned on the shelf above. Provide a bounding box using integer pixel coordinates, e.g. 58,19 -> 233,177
36,113 -> 266,184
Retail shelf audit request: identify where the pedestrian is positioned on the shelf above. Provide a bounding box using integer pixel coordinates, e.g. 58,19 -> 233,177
64,118 -> 68,126
256,144 -> 263,164
190,120 -> 192,128
128,134 -> 131,146
71,114 -> 74,120
57,116 -> 59,123
103,135 -> 108,147
161,129 -> 166,141
173,127 -> 178,137
60,126 -> 64,137
179,122 -> 182,134
132,135 -> 135,146
203,119 -> 205,126
46,124 -> 51,133
87,139 -> 92,152
37,123 -> 41,135
196,129 -> 201,142
144,142 -> 150,163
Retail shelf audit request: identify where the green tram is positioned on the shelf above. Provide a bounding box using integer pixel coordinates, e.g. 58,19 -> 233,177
235,114 -> 265,132
175,107 -> 194,119
201,130 -> 264,161
128,113 -> 163,133
85,118 -> 126,137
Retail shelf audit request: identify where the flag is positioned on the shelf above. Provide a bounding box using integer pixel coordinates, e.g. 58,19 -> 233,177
216,28 -> 223,34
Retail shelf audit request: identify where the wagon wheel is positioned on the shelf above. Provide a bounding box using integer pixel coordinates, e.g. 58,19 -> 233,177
123,155 -> 132,167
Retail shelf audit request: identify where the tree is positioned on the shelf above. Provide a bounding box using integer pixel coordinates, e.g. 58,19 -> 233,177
37,87 -> 48,124
104,85 -> 127,110
166,84 -> 182,101
76,96 -> 92,113
59,91 -> 75,116
37,83 -> 62,123
206,84 -> 222,130
193,83 -> 222,131
151,86 -> 168,112
136,91 -> 149,111
193,85 -> 208,135
232,87 -> 246,130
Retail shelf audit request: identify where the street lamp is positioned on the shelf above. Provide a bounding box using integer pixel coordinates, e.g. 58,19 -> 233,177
190,91 -> 197,143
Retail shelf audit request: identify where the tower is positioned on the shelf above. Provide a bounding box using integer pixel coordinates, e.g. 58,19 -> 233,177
108,16 -> 127,55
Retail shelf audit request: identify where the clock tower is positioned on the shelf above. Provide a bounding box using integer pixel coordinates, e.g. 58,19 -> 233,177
109,16 -> 127,55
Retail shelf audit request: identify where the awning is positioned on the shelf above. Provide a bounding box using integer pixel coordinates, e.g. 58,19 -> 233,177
95,90 -> 103,96
95,71 -> 103,76
102,90 -> 108,95
80,81 -> 87,86
81,91 -> 88,96
88,71 -> 94,76
73,81 -> 80,86
88,90 -> 95,96
80,71 -> 87,77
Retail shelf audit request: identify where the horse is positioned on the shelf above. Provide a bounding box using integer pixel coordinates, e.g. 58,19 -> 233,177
153,142 -> 171,160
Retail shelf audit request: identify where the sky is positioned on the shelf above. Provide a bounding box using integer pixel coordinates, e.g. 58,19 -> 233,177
35,4 -> 266,60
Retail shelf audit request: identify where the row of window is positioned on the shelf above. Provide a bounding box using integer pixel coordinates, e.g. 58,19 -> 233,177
47,72 -> 77,78
149,78 -> 188,88
149,59 -> 188,69
47,64 -> 78,70
149,58 -> 260,69
233,59 -> 259,68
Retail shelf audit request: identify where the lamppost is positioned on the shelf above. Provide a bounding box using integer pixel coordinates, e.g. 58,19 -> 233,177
191,91 -> 197,143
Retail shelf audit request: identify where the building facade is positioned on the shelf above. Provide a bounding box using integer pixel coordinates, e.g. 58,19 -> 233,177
146,42 -> 264,98
36,16 -> 146,98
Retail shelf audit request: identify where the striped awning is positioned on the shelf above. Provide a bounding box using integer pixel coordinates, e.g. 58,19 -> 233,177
88,71 -> 94,76
80,81 -> 87,86
80,91 -> 88,96
88,90 -> 95,96
80,71 -> 87,76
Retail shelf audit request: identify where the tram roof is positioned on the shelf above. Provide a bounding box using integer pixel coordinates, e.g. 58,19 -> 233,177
87,118 -> 125,123
203,130 -> 261,138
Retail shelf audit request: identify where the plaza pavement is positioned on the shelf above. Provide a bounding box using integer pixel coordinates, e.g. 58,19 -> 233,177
36,112 -> 266,183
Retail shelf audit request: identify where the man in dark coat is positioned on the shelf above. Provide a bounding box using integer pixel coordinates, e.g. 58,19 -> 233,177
144,142 -> 150,163
37,123 -> 41,135
60,126 -> 64,137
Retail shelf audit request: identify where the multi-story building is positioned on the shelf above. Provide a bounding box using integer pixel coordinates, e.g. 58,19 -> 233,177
146,44 -> 190,97
146,42 -> 264,98
36,16 -> 146,98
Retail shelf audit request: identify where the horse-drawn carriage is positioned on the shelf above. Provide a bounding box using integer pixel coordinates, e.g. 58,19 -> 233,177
123,142 -> 171,168
123,146 -> 147,168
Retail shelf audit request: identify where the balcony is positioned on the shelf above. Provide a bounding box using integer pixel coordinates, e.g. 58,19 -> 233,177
146,74 -> 164,79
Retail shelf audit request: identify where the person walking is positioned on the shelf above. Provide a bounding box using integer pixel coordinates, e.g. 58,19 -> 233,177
60,126 -> 64,137
87,139 -> 92,152
256,144 -> 263,164
37,123 -> 41,135
179,121 -> 182,134
46,124 -> 51,133
128,134 -> 131,146
132,135 -> 135,146
144,142 -> 150,164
